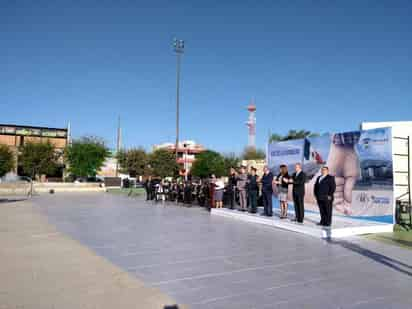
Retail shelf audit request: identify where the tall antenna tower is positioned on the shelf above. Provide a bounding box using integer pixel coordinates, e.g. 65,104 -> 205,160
116,116 -> 122,153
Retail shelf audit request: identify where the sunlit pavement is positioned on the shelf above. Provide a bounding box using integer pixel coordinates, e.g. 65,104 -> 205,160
28,193 -> 412,308
0,195 -> 183,309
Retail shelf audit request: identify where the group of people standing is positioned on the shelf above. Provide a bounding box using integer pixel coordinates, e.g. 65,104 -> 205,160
144,163 -> 337,227
218,163 -> 336,226
227,166 -> 259,212
226,164 -> 306,223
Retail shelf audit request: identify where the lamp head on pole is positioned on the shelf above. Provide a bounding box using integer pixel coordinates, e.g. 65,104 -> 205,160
173,38 -> 185,53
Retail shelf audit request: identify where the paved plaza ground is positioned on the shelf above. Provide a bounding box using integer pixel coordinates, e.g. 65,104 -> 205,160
1,193 -> 412,308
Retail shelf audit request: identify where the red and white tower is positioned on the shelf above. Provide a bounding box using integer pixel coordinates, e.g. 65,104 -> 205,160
246,101 -> 256,149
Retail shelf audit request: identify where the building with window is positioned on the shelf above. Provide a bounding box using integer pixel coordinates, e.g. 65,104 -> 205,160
0,124 -> 69,179
153,140 -> 206,174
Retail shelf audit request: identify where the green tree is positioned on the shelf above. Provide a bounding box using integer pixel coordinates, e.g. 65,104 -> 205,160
19,142 -> 59,179
65,136 -> 110,178
268,133 -> 283,142
191,150 -> 226,178
148,149 -> 179,178
117,148 -> 148,177
222,152 -> 241,171
242,146 -> 266,160
116,149 -> 127,173
269,129 -> 319,142
0,144 -> 15,177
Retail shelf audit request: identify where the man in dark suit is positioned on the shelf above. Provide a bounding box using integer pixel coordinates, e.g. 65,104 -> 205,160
314,166 -> 336,226
289,163 -> 306,223
247,167 -> 259,213
227,168 -> 237,209
261,165 -> 274,216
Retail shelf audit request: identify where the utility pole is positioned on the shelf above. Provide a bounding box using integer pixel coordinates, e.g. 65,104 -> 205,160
67,121 -> 72,146
173,38 -> 185,160
115,116 -> 121,177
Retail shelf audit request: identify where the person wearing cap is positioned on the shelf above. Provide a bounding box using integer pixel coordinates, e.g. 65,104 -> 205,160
236,166 -> 248,211
247,167 -> 259,213
261,165 -> 274,216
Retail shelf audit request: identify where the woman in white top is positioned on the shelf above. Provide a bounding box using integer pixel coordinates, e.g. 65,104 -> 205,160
214,177 -> 225,208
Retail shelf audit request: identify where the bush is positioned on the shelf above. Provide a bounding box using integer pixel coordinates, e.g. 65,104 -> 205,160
191,150 -> 226,178
65,136 -> 110,178
0,144 -> 15,177
19,141 -> 59,179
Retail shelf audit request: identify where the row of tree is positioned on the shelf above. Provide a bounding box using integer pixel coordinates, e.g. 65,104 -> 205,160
0,137 -> 110,179
0,129 -> 318,180
116,146 -> 266,179
116,148 -> 179,178
269,129 -> 319,143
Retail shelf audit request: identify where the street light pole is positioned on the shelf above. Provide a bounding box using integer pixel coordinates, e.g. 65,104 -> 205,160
173,38 -> 184,161
183,143 -> 188,181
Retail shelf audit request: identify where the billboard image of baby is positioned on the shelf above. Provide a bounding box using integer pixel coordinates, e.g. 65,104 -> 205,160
267,127 -> 393,223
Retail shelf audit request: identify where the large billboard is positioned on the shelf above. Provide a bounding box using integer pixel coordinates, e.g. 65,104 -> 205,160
267,128 -> 393,223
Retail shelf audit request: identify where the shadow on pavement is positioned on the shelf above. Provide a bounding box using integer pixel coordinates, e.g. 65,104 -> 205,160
328,239 -> 412,277
0,198 -> 28,204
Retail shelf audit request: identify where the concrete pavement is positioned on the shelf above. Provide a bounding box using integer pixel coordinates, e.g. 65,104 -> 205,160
2,192 -> 412,308
0,197 -> 184,309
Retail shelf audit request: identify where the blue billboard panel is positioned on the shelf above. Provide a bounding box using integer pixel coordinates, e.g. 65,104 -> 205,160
267,139 -> 305,174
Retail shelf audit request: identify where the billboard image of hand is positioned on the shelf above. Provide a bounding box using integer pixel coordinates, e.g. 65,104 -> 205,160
304,132 -> 360,214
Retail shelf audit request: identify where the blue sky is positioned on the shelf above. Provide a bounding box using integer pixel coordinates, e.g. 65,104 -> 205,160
1,0 -> 411,153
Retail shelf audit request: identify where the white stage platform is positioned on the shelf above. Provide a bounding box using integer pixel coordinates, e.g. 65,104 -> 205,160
211,207 -> 393,239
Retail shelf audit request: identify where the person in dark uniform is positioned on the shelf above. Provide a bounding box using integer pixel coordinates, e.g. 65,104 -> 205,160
289,163 -> 306,223
184,181 -> 193,205
150,178 -> 159,201
314,166 -> 336,226
236,166 -> 248,211
201,180 -> 209,207
209,174 -> 216,210
227,168 -> 237,209
177,182 -> 184,203
261,165 -> 274,216
247,167 -> 259,213
170,181 -> 177,202
194,182 -> 201,205
144,176 -> 152,201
